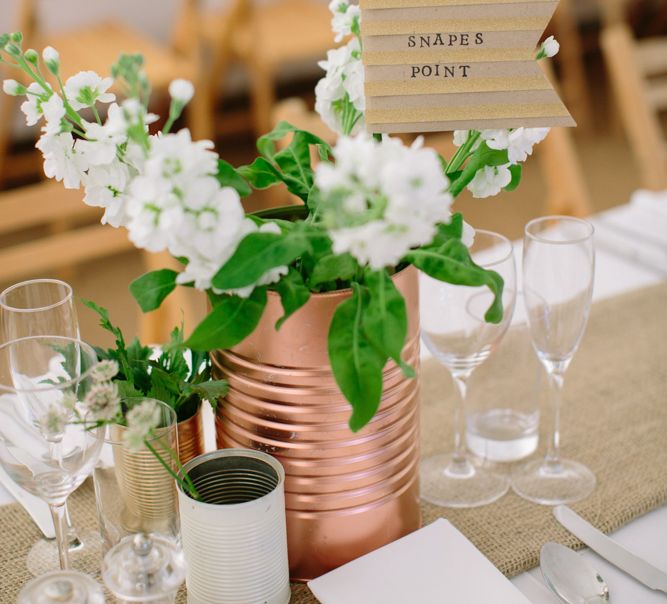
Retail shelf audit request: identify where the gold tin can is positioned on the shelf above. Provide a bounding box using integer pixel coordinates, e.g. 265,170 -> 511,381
177,402 -> 206,465
213,266 -> 421,581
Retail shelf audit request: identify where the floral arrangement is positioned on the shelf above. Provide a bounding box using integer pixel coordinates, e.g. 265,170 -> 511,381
0,11 -> 559,431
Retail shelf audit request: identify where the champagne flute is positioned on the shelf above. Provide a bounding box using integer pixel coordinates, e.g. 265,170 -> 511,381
419,230 -> 517,508
0,336 -> 104,572
512,216 -> 596,505
0,279 -> 91,572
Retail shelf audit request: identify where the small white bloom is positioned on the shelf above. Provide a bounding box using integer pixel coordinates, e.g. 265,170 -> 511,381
83,382 -> 121,422
39,403 -> 70,437
124,399 -> 162,452
77,107 -> 128,166
83,159 -> 131,227
462,220 -> 476,248
168,79 -> 194,105
2,79 -> 23,96
40,92 -> 66,136
64,71 -> 115,110
42,45 -> 60,72
540,35 -> 560,59
90,360 -> 119,383
329,0 -> 361,43
20,82 -> 50,126
36,132 -> 88,189
467,164 -> 513,198
482,127 -> 550,164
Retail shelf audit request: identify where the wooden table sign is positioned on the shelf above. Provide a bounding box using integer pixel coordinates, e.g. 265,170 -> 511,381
360,0 -> 576,133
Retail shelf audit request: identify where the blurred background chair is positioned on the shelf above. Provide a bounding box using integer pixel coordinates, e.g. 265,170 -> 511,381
200,0 -> 334,137
600,0 -> 667,191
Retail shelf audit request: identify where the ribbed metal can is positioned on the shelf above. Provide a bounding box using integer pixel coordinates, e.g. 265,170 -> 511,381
213,266 -> 421,581
177,402 -> 206,466
178,449 -> 291,604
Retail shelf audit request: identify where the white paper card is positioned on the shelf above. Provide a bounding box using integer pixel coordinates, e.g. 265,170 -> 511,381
308,519 -> 533,604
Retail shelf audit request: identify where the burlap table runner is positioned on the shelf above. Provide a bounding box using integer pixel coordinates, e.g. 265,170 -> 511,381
1,282 -> 666,603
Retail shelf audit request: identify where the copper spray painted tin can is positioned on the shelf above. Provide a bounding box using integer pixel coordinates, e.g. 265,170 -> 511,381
213,266 -> 421,581
176,402 -> 206,466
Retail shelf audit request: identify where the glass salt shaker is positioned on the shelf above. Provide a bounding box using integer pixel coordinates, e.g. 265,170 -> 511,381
18,571 -> 105,603
102,533 -> 186,603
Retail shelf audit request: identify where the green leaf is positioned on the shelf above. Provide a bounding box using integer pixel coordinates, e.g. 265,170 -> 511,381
427,213 -> 464,248
363,270 -> 415,378
211,229 -> 311,290
146,365 -> 182,407
309,253 -> 358,288
237,157 -> 282,190
257,120 -> 331,161
216,159 -> 251,197
129,269 -> 178,313
185,287 -> 268,351
448,143 -> 510,197
328,284 -> 386,432
188,380 -> 228,403
406,240 -> 505,323
504,164 -> 522,192
116,380 -> 143,400
273,131 -> 314,201
275,268 -> 311,329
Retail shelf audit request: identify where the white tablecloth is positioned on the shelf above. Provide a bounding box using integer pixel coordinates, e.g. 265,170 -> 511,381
1,194 -> 666,603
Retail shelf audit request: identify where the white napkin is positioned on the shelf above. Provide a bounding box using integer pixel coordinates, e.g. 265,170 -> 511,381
308,519 -> 533,604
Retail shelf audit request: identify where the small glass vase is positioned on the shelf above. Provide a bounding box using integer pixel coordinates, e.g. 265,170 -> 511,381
93,399 -> 180,552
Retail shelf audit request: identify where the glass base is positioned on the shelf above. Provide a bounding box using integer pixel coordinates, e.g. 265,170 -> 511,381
511,458 -> 596,505
26,530 -> 101,576
420,453 -> 510,509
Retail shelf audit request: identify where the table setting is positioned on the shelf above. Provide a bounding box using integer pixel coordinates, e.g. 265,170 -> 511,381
1,1 -> 667,602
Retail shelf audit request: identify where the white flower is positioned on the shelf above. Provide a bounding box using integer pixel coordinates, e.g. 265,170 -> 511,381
462,220 -> 476,248
20,82 -> 50,126
83,159 -> 131,227
39,403 -> 70,437
329,0 -> 361,43
539,35 -> 560,59
77,104 -> 128,165
36,132 -> 88,189
90,360 -> 119,383
40,92 -> 66,136
2,79 -> 24,95
64,71 -> 115,110
42,46 -> 60,72
467,164 -> 513,198
483,128 -> 550,164
125,175 -> 181,252
168,79 -> 194,105
83,382 -> 121,422
316,133 -> 453,269
144,129 -> 218,185
124,399 -> 162,452
315,38 -> 365,135
121,98 -> 159,127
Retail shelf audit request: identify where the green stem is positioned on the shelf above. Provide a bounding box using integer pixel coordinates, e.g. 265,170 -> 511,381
446,131 -> 481,175
152,433 -> 200,498
144,438 -> 199,500
92,105 -> 102,125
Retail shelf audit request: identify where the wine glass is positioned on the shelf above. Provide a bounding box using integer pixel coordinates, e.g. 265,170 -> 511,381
0,336 -> 104,571
0,279 -> 93,572
419,230 -> 517,508
512,216 -> 596,505
17,571 -> 104,604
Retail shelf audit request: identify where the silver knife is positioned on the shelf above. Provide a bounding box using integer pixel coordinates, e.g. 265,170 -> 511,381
0,464 -> 55,539
553,505 -> 667,594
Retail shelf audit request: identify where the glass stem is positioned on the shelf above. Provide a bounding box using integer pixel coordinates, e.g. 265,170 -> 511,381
545,371 -> 564,468
451,373 -> 470,465
49,502 -> 69,570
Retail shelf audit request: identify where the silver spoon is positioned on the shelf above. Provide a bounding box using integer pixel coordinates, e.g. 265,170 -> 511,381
540,542 -> 610,603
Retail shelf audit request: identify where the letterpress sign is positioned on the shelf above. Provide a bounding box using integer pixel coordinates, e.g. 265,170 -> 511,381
359,0 -> 576,133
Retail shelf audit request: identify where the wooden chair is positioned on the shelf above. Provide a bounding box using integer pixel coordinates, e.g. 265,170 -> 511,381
601,22 -> 667,191
201,0 -> 335,136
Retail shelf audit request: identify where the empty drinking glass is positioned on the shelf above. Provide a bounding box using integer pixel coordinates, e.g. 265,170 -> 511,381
420,230 -> 517,508
512,216 -> 596,505
0,336 -> 104,569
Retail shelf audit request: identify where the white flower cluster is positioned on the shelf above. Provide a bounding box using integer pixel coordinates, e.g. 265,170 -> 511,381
124,399 -> 162,452
315,134 -> 455,269
4,65 -> 285,295
455,128 -> 550,198
315,0 -> 365,135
